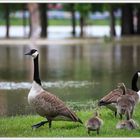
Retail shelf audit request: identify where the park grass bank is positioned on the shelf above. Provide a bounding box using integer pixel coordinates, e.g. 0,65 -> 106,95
1,104 -> 140,137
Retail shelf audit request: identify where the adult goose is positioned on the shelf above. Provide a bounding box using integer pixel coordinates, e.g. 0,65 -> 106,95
25,49 -> 83,129
98,71 -> 140,116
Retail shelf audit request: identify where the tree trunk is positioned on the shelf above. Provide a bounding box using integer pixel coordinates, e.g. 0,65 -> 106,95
39,3 -> 48,38
80,15 -> 84,37
27,3 -> 40,38
23,3 -> 27,37
110,5 -> 116,37
121,4 -> 134,36
5,4 -> 10,38
136,8 -> 140,34
71,4 -> 76,36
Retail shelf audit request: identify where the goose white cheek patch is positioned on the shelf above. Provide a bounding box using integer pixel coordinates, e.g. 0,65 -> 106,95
32,51 -> 39,58
137,90 -> 140,101
138,72 -> 140,77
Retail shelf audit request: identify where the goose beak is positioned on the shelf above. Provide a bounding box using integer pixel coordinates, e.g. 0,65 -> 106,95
25,51 -> 31,55
98,100 -> 110,106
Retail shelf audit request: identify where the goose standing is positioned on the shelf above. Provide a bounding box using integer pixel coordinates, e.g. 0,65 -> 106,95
98,71 -> 140,116
25,49 -> 83,129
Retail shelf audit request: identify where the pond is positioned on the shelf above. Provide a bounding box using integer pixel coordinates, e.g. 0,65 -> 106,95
0,43 -> 140,116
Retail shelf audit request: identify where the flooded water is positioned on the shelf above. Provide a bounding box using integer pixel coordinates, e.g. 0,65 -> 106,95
0,43 -> 140,116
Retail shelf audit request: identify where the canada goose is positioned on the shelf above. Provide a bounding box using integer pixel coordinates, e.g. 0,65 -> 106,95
98,71 -> 140,116
116,119 -> 139,130
25,49 -> 83,129
85,111 -> 103,135
116,83 -> 136,120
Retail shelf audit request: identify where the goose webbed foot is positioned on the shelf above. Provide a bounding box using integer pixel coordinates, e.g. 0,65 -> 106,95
32,120 -> 48,129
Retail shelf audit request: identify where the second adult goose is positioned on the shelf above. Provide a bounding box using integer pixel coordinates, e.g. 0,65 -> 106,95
98,71 -> 140,116
25,49 -> 83,129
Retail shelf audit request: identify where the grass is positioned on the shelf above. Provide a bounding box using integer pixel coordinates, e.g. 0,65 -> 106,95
1,104 -> 140,137
0,18 -> 121,26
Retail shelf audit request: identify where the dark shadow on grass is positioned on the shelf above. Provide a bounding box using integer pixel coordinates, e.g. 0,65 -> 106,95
30,122 -> 83,131
60,123 -> 83,130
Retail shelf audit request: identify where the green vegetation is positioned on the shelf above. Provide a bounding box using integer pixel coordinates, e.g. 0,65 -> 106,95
0,103 -> 140,137
0,18 -> 120,26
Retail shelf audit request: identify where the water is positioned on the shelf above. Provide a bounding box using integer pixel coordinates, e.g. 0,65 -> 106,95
0,43 -> 139,116
0,25 -> 121,38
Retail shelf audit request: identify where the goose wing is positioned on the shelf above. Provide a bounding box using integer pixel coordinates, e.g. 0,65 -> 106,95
35,91 -> 82,123
99,88 -> 139,106
98,88 -> 123,105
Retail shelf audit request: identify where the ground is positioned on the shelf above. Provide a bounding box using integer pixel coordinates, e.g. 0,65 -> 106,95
0,104 -> 140,137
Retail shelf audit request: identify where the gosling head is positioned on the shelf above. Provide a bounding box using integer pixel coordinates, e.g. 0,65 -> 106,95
117,83 -> 125,89
117,82 -> 126,95
25,49 -> 39,59
93,111 -> 101,117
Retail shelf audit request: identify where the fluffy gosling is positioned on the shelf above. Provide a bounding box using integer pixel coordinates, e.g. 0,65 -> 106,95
85,111 -> 103,135
116,119 -> 139,130
116,83 -> 136,120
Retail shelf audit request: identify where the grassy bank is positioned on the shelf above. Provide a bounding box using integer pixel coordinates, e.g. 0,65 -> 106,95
0,18 -> 120,26
0,104 -> 140,137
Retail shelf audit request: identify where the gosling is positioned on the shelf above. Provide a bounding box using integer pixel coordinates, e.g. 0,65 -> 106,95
116,83 -> 136,120
85,111 -> 103,135
116,119 -> 139,130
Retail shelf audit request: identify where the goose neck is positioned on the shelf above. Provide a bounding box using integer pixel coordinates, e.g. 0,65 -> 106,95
132,73 -> 139,92
33,56 -> 41,85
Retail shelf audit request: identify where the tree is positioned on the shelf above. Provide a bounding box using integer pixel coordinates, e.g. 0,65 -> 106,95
27,3 -> 40,38
63,3 -> 76,36
136,8 -> 140,34
8,3 -> 26,38
71,4 -> 76,36
4,3 -> 10,38
103,3 -> 117,37
121,4 -> 134,35
134,4 -> 140,34
75,4 -> 92,37
109,4 -> 116,37
22,3 -> 27,37
39,3 -> 48,38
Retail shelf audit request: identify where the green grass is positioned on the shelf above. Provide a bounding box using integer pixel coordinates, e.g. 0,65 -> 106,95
1,104 -> 140,137
0,18 -> 121,26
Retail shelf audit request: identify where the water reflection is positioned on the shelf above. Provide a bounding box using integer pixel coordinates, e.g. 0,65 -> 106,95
0,43 -> 140,116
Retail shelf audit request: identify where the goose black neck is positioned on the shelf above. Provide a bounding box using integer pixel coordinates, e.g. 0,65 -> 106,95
132,73 -> 138,92
33,55 -> 41,85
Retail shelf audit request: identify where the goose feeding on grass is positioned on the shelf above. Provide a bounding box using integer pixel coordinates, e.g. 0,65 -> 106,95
85,111 -> 103,135
25,49 -> 83,129
98,71 -> 140,117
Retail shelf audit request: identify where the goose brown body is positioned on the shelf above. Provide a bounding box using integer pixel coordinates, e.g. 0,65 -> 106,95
28,82 -> 81,122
